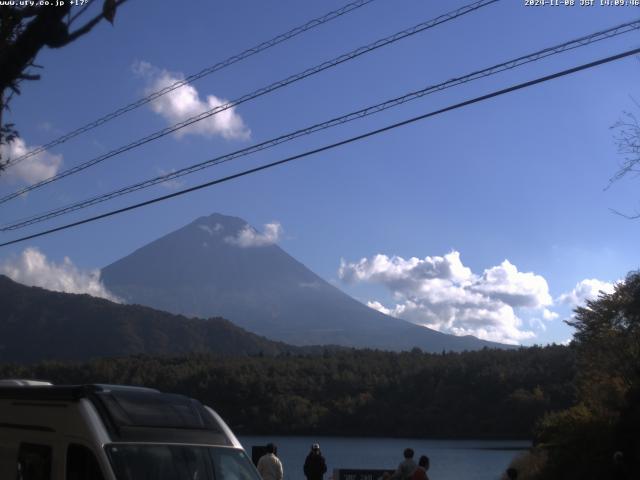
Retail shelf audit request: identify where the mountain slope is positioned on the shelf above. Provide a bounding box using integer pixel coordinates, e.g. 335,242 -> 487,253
102,213 -> 507,352
0,275 -> 302,363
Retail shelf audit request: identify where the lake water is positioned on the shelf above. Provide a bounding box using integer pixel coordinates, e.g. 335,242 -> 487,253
239,436 -> 530,480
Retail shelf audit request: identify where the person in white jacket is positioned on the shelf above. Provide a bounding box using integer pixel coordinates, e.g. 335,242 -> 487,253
257,443 -> 284,480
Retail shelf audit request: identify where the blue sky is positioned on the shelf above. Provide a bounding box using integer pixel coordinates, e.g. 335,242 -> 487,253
1,0 -> 639,345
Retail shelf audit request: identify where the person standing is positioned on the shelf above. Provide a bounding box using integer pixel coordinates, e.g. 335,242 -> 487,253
304,443 -> 327,480
390,448 -> 417,480
411,456 -> 430,480
257,443 -> 283,480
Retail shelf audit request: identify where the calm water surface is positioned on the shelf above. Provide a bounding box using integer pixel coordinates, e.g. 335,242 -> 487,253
239,436 -> 530,480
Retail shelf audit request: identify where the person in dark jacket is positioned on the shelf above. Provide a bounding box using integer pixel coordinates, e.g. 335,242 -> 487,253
304,443 -> 327,480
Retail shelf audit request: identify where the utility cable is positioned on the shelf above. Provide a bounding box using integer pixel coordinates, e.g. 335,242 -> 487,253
4,0 -> 378,167
0,0 -> 499,205
1,46 -> 638,248
2,18 -> 638,232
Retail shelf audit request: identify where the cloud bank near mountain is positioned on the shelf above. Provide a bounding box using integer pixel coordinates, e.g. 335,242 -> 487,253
225,222 -> 282,247
340,251 -> 554,345
0,248 -> 119,302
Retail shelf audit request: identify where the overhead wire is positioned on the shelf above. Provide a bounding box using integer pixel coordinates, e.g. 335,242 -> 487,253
1,46 -> 638,248
2,18 -> 639,232
0,0 -> 500,205
3,0 -> 378,167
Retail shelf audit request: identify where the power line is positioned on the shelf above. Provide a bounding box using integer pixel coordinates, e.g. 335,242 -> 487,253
1,46 -> 638,249
3,18 -> 638,232
0,0 -> 499,206
3,0 -> 377,168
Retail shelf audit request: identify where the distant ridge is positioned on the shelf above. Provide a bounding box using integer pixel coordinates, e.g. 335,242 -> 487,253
102,213 -> 510,352
0,275 -> 308,363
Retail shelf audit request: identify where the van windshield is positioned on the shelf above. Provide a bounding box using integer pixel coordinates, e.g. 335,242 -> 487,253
105,444 -> 260,480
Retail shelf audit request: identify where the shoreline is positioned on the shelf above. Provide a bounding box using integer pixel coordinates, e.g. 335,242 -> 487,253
236,432 -> 534,443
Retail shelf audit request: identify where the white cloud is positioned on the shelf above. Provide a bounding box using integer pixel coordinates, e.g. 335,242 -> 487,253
132,60 -> 153,76
198,222 -> 224,236
37,121 -> 58,134
557,278 -> 615,306
199,225 -> 214,236
471,260 -> 552,308
157,168 -> 185,190
367,300 -> 393,316
341,251 -> 552,345
134,61 -> 250,140
340,251 -> 473,293
0,248 -> 120,302
0,138 -> 62,186
225,222 -> 282,248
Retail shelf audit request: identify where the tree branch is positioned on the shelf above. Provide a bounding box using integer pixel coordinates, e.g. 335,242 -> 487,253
610,208 -> 640,220
65,0 -> 129,44
607,110 -> 640,187
12,6 -> 45,20
0,0 -> 130,93
68,0 -> 95,27
0,0 -> 130,167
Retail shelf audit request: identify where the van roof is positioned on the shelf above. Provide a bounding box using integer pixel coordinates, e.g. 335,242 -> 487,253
0,384 -> 232,446
0,379 -> 53,386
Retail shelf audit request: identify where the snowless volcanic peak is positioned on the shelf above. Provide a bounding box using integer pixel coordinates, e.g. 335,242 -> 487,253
101,213 -> 510,352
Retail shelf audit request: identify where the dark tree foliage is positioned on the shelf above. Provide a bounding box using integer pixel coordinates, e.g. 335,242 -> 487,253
568,271 -> 640,410
530,272 -> 640,480
0,0 -> 127,168
0,345 -> 576,439
0,274 -> 305,361
0,274 -> 576,438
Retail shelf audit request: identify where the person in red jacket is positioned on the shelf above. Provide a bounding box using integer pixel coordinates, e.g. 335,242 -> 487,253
411,456 -> 430,480
304,443 -> 327,480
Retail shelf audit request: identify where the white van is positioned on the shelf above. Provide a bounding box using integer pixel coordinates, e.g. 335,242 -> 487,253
0,381 -> 260,480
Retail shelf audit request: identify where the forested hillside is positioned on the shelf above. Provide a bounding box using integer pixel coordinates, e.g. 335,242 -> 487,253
0,345 -> 575,438
0,275 -> 303,361
508,272 -> 640,480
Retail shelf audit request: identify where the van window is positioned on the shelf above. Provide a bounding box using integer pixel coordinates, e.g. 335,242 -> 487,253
66,444 -> 104,480
17,443 -> 51,480
106,445 -> 260,480
96,390 -> 222,431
